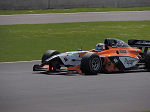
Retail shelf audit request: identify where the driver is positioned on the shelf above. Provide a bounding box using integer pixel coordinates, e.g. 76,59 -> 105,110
96,43 -> 105,51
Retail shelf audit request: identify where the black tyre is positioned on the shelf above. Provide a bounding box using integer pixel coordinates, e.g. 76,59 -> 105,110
81,53 -> 102,75
145,50 -> 150,71
41,50 -> 60,64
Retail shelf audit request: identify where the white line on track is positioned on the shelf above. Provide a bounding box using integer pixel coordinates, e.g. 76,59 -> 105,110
86,12 -> 108,13
0,11 -> 147,17
0,60 -> 40,64
0,15 -> 14,16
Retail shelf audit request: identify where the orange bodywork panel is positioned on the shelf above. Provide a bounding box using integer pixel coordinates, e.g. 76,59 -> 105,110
96,47 -> 142,72
40,64 -> 82,74
102,57 -> 119,72
66,65 -> 82,74
97,47 -> 141,58
41,65 -> 49,69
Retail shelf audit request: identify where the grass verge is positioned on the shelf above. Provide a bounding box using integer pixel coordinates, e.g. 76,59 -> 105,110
0,7 -> 150,15
0,21 -> 150,62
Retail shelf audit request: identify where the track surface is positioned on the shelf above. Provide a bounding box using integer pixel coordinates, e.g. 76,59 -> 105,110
0,61 -> 150,112
0,11 -> 150,25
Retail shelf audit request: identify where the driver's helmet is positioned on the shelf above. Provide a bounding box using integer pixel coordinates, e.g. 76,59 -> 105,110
96,43 -> 105,51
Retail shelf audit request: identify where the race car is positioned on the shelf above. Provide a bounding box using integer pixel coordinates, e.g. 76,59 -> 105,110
33,38 -> 150,75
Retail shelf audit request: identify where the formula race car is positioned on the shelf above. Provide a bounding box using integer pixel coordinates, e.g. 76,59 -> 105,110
33,38 -> 150,75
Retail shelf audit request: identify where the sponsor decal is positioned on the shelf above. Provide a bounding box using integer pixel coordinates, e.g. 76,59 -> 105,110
113,58 -> 118,63
64,57 -> 68,62
119,57 -> 139,68
120,50 -> 127,54
125,58 -> 135,65
136,40 -> 150,45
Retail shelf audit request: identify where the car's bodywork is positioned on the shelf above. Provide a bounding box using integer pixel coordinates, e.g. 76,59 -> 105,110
33,38 -> 150,74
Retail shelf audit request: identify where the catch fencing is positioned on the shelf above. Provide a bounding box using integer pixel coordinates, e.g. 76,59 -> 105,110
0,0 -> 150,10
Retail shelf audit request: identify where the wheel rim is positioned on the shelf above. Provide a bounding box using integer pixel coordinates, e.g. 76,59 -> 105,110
91,57 -> 100,71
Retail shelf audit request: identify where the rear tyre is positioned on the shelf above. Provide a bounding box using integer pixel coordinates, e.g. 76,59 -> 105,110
41,50 -> 60,64
81,53 -> 101,75
145,50 -> 150,71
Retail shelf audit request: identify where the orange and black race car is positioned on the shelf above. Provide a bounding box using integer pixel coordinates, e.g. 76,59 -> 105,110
33,38 -> 150,75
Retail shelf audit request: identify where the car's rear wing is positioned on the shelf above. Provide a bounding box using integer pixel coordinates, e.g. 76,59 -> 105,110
128,40 -> 150,47
128,39 -> 150,53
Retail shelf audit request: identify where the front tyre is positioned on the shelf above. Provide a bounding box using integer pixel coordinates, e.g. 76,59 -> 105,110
81,53 -> 102,75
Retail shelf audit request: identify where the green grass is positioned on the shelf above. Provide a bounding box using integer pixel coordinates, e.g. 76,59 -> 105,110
0,21 -> 150,62
0,7 -> 150,15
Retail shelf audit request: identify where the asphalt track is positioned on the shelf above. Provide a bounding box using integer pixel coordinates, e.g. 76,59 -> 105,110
0,11 -> 150,25
0,61 -> 150,112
